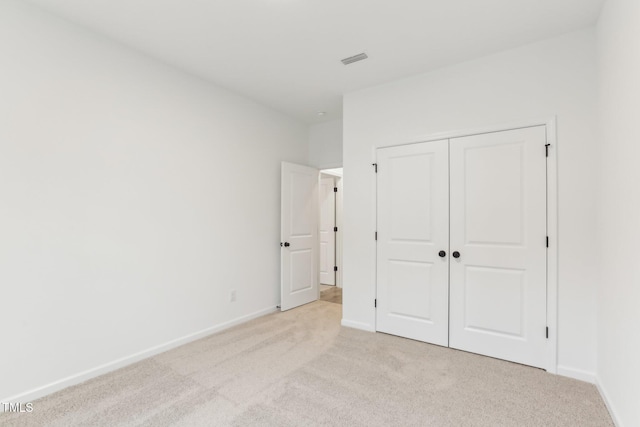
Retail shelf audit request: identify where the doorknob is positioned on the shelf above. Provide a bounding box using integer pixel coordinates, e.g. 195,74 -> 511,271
283,242 -> 290,247
452,251 -> 460,258
438,250 -> 446,258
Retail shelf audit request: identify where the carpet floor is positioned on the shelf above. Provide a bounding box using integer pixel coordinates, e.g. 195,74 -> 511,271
2,301 -> 612,426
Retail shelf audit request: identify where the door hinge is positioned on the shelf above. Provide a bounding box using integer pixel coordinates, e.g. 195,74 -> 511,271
546,236 -> 549,248
372,163 -> 378,173
333,266 -> 338,272
334,226 -> 338,232
375,299 -> 377,308
334,187 -> 338,193
375,231 -> 378,241
546,327 -> 549,339
545,143 -> 550,157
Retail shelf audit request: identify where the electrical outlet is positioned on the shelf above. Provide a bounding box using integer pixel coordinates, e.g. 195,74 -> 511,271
230,290 -> 236,302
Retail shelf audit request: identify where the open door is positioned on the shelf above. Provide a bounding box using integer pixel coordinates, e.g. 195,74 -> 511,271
319,175 -> 336,286
280,161 -> 319,311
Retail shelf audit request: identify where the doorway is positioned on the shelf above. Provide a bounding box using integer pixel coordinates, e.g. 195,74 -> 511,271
320,168 -> 343,305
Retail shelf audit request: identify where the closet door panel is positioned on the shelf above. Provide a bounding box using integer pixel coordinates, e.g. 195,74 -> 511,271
449,126 -> 547,368
376,140 -> 449,346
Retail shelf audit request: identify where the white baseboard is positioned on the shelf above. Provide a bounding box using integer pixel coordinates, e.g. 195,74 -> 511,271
596,378 -> 621,427
341,318 -> 375,332
2,306 -> 278,403
556,365 -> 597,383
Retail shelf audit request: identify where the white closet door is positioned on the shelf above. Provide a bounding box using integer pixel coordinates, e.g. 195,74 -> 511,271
449,126 -> 547,368
376,140 -> 449,346
319,176 -> 336,285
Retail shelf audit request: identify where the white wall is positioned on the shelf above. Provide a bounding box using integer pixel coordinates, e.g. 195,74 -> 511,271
596,0 -> 640,424
343,29 -> 599,378
308,119 -> 343,168
0,0 -> 307,401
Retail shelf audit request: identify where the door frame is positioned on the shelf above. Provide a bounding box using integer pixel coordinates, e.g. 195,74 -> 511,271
335,176 -> 343,288
373,117 -> 558,374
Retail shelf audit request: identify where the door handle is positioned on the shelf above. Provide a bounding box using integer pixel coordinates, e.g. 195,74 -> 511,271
438,250 -> 446,258
282,242 -> 290,247
452,251 -> 460,258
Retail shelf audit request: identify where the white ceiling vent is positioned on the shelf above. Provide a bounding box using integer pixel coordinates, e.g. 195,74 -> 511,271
341,52 -> 368,65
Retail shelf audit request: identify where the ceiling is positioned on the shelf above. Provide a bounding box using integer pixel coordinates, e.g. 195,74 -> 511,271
26,0 -> 605,124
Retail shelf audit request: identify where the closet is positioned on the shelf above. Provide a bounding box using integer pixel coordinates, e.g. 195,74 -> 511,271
375,126 -> 548,368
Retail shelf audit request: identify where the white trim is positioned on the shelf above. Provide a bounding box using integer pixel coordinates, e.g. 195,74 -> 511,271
372,145 -> 379,332
341,319 -> 376,332
556,365 -> 596,384
596,378 -> 622,427
378,117 -> 557,149
373,117 -> 559,374
2,306 -> 278,403
545,117 -> 559,375
335,176 -> 344,288
320,168 -> 343,178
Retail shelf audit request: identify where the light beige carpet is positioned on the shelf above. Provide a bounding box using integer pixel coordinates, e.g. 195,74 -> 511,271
2,301 -> 612,426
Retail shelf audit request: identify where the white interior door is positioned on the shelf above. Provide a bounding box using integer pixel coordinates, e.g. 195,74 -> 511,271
281,162 -> 319,311
376,140 -> 450,346
448,126 -> 547,368
319,176 -> 336,285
